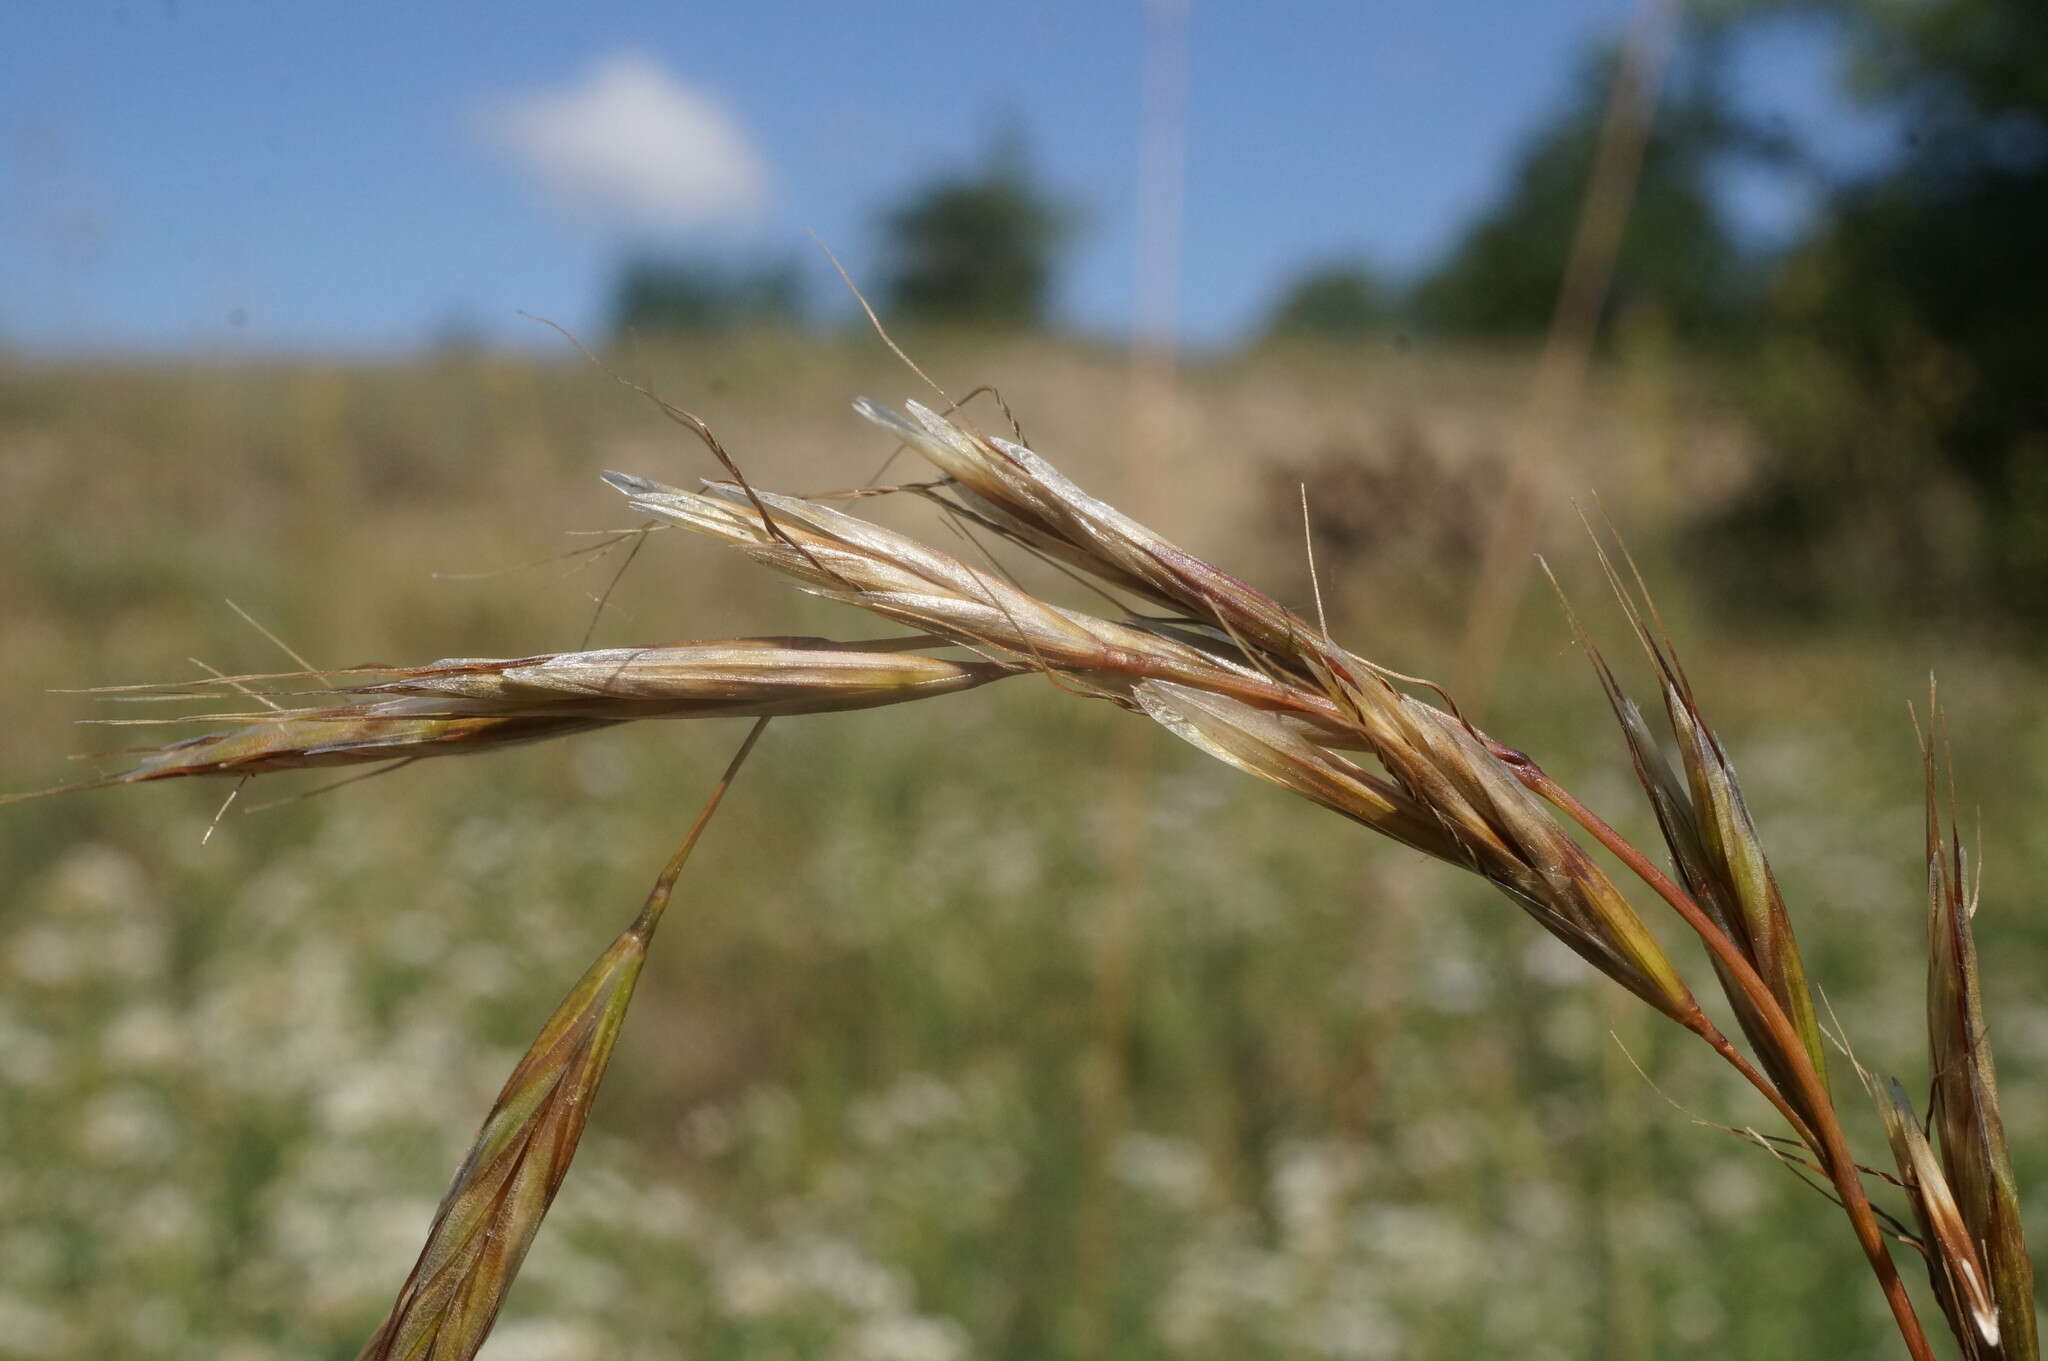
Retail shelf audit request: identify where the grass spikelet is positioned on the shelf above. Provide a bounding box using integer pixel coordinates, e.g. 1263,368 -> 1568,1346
75,639 -> 1008,789
356,718 -> 767,1361
1557,540 -> 1831,1110
1873,1076 -> 2004,1357
1286,637 -> 1699,1024
124,713 -> 613,783
1661,673 -> 1829,1093
1132,679 -> 1456,859
1921,701 -> 2036,1360
1139,672 -> 1694,1017
853,399 -> 1288,640
605,472 -> 1360,731
854,398 -> 1355,680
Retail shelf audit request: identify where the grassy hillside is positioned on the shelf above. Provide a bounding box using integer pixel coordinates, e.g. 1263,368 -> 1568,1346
3,335 -> 2044,1360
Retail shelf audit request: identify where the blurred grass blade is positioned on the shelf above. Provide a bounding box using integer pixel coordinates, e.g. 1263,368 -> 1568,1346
356,718 -> 768,1361
1924,710 -> 2036,1361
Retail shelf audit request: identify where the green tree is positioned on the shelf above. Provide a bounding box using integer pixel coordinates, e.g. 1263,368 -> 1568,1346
1702,0 -> 2048,615
1413,39 -> 1759,341
608,255 -> 805,339
1260,260 -> 1391,341
878,131 -> 1074,327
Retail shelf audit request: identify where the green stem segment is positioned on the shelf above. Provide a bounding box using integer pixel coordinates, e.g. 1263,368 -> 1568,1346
633,717 -> 771,940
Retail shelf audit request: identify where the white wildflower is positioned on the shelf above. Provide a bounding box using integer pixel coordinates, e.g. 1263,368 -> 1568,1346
1112,1131 -> 1209,1209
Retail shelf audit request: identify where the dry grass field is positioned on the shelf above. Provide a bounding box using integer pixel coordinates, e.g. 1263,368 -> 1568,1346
4,333 -> 2046,1359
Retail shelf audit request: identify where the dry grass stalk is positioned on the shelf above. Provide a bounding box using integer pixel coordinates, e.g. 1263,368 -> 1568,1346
356,718 -> 767,1361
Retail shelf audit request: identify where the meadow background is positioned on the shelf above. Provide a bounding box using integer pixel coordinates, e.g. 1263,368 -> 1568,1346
5,332 -> 2047,1361
6,1 -> 2048,1358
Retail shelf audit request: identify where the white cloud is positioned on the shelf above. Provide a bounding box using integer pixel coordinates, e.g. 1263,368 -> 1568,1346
480,53 -> 769,234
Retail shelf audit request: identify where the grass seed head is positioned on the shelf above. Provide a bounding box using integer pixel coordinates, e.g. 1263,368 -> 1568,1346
36,383 -> 1991,1361
1661,681 -> 1830,1094
1134,679 -> 1457,859
94,640 -> 1009,787
855,399 -> 1334,668
357,918 -> 648,1361
1558,561 -> 1832,1114
606,472 -> 1355,729
357,718 -> 764,1361
1874,1076 -> 2005,1358
1923,725 -> 2036,1361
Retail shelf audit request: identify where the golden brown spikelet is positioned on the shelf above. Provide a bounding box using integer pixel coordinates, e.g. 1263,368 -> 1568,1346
606,473 -> 1364,735
86,640 -> 1011,787
1132,680 -> 1456,860
853,398 -> 1317,659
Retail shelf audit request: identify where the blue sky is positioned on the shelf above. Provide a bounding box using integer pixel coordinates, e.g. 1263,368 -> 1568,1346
1,1 -> 1893,354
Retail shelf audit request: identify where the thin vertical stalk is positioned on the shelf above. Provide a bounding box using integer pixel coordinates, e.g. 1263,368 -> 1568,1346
1452,0 -> 1678,709
1078,5 -> 1189,1351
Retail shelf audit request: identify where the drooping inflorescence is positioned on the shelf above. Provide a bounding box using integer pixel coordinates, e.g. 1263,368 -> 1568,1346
38,392 -> 2028,1361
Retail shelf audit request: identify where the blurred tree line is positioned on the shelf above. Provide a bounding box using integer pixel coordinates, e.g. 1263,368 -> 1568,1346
1712,0 -> 2048,618
609,130 -> 1071,337
611,256 -> 807,335
607,0 -> 2044,619
1277,0 -> 2048,619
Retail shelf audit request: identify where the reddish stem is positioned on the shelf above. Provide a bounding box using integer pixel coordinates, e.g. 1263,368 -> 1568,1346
1501,750 -> 1936,1361
1678,1010 -> 1821,1154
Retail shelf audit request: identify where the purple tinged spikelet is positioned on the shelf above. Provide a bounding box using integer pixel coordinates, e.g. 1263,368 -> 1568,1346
357,719 -> 765,1361
356,924 -> 647,1361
